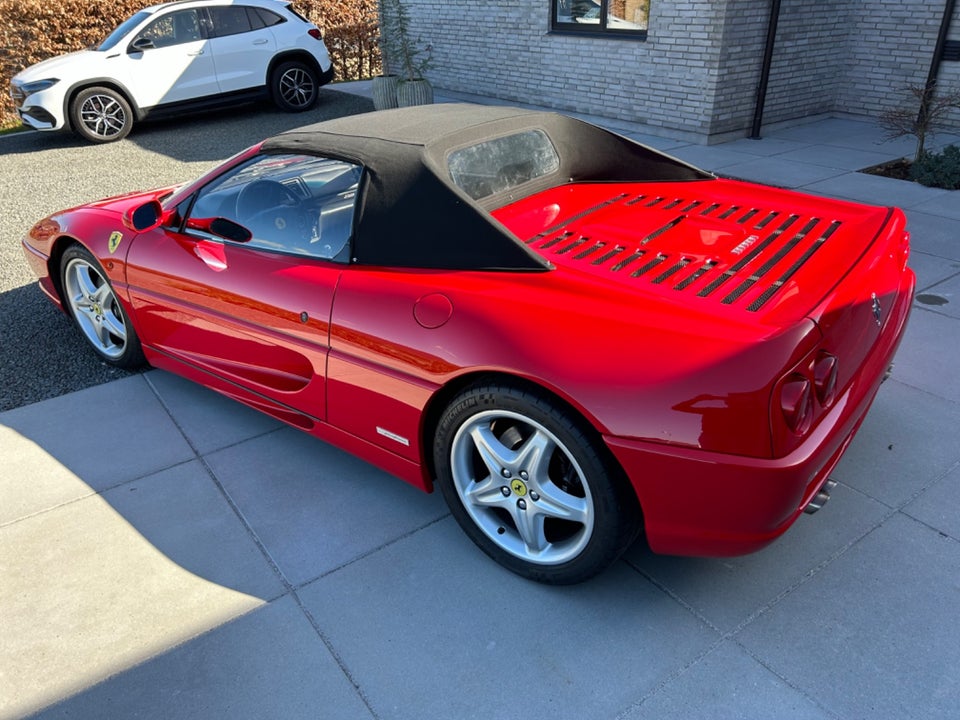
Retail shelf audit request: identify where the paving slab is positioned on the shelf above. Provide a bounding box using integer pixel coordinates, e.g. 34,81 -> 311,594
145,371 -> 284,455
0,470 -> 266,719
28,596 -> 374,720
771,119 -> 916,157
0,374 -> 194,494
622,132 -> 689,152
620,640 -> 834,720
625,479 -> 889,634
907,251 -> 960,291
102,460 -> 285,599
735,514 -> 960,720
904,210 -> 960,261
888,307 -> 960,404
909,191 -> 960,221
666,145 -> 755,172
832,379 -> 960,508
710,136 -> 811,158
803,171 -> 949,208
718,157 -> 847,189
913,271 -> 960,319
774,144 -> 897,171
0,423 -> 98,525
299,517 -> 718,720
903,463 -> 960,541
204,427 -> 447,586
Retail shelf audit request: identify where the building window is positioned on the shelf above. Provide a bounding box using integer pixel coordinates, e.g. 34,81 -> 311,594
551,0 -> 649,36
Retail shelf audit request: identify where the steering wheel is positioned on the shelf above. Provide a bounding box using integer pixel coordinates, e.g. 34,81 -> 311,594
236,179 -> 312,244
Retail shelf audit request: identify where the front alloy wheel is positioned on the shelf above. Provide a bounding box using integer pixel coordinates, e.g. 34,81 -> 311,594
61,245 -> 145,368
435,383 -> 640,584
70,87 -> 133,143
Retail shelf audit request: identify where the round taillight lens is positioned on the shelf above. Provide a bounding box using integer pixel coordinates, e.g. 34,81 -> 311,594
813,352 -> 838,408
781,374 -> 813,434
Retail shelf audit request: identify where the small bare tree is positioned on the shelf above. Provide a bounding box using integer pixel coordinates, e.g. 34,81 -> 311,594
879,84 -> 960,164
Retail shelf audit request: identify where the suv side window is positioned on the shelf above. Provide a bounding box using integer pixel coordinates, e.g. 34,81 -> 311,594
252,8 -> 285,27
208,6 -> 254,37
139,9 -> 203,48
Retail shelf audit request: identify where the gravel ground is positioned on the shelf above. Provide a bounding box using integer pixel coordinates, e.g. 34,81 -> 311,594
0,89 -> 373,412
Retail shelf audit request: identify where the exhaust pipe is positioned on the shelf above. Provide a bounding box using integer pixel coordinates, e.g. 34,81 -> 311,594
882,363 -> 895,383
804,479 -> 838,514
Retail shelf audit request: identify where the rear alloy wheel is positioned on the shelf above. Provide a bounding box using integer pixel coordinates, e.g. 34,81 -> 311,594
272,61 -> 319,112
434,383 -> 640,584
70,87 -> 133,143
61,245 -> 145,368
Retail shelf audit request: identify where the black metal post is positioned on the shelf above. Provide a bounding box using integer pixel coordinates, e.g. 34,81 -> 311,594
750,0 -> 783,139
917,0 -> 957,127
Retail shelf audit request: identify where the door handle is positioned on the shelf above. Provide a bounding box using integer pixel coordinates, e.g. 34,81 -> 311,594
188,50 -> 204,56
253,39 -> 268,45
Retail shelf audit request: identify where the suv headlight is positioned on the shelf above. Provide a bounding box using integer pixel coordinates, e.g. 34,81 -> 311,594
20,78 -> 60,97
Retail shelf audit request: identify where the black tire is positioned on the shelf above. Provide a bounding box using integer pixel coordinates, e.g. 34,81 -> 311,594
434,382 -> 640,584
60,245 -> 146,369
69,87 -> 134,143
271,60 -> 320,112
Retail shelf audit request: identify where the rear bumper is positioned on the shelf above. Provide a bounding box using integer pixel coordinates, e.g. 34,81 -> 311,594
606,266 -> 915,557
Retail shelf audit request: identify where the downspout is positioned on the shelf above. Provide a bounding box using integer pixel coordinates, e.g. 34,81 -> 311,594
749,0 -> 783,139
917,0 -> 957,126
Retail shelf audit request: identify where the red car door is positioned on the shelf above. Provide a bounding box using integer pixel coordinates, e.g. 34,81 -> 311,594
125,153 -> 360,424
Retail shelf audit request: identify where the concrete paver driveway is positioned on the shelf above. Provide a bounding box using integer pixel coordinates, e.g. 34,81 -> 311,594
2,91 -> 959,718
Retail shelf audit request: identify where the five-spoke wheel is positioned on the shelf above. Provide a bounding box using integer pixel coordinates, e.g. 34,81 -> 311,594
435,383 -> 640,584
60,245 -> 145,368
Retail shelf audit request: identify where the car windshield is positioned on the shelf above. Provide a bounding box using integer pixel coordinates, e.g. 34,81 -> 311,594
98,11 -> 152,51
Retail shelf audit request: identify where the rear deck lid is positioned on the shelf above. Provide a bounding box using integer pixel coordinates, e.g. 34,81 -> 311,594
493,179 -> 897,328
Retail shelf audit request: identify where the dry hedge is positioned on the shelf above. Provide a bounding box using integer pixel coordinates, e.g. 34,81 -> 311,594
0,0 -> 381,129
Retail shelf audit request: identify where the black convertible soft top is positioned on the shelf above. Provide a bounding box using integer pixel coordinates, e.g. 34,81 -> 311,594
263,104 -> 710,270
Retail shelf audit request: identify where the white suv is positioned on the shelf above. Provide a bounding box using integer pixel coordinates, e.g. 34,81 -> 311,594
10,0 -> 334,143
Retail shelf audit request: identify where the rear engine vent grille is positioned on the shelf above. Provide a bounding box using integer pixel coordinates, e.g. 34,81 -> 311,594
527,190 -> 842,313
526,193 -> 629,242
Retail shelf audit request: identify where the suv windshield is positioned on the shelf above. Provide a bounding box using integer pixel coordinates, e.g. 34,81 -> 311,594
98,11 -> 152,51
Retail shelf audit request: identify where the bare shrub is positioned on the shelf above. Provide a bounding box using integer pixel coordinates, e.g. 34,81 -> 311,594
879,84 -> 960,165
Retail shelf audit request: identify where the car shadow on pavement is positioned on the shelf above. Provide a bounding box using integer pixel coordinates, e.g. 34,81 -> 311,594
0,284 -> 137,412
0,89 -> 373,162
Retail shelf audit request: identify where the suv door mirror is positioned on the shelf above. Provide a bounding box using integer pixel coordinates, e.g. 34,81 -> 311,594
129,36 -> 155,53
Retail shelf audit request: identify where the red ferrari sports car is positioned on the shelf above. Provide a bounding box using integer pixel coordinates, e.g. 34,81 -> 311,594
22,104 -> 915,583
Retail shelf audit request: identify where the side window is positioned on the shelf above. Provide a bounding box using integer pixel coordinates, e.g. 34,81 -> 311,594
208,6 -> 254,37
184,154 -> 362,261
253,8 -> 286,27
139,10 -> 202,48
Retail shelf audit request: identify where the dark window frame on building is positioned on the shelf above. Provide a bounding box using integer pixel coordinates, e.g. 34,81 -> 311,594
549,0 -> 649,39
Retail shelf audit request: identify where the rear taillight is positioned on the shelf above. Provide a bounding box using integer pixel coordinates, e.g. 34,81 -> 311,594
308,28 -> 323,41
780,374 -> 813,435
812,352 -> 838,408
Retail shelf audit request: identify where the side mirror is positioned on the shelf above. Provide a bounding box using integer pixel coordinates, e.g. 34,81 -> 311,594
129,36 -> 155,53
123,200 -> 163,232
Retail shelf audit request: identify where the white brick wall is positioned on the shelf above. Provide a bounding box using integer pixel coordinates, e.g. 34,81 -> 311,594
400,0 -> 960,142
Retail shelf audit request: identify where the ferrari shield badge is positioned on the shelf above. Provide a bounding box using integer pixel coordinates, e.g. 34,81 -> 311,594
108,231 -> 123,254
